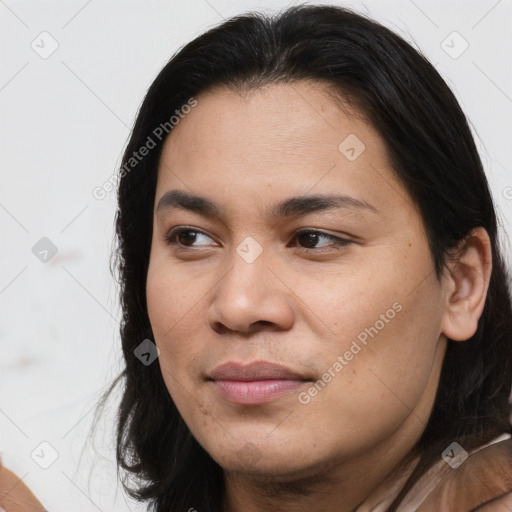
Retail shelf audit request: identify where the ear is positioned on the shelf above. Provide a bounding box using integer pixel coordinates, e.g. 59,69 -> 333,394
440,227 -> 492,342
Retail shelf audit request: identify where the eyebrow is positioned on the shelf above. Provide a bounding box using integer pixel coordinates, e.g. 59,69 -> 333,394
156,189 -> 379,220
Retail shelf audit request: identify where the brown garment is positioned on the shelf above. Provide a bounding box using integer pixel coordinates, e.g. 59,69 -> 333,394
415,438 -> 512,512
356,436 -> 512,511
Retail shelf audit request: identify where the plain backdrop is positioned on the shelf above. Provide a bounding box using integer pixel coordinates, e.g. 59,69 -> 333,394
1,0 -> 511,510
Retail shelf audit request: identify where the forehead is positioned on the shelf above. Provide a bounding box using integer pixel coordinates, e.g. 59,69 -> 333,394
155,81 -> 412,221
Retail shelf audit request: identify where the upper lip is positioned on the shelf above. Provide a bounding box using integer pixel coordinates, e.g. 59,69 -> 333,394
208,361 -> 308,381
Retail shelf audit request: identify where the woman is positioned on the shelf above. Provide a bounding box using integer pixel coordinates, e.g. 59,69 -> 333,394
102,3 -> 512,511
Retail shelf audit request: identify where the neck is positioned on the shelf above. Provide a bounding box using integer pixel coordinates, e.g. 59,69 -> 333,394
221,438 -> 420,512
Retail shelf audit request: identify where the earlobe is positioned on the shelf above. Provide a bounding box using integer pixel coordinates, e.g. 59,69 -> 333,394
440,227 -> 492,342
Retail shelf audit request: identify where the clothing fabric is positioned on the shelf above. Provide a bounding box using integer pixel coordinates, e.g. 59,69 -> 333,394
368,433 -> 512,512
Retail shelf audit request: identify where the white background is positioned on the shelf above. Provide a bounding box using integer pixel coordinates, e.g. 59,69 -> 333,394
1,0 -> 511,510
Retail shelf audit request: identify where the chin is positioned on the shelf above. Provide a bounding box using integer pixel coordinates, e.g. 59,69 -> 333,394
204,436 -> 332,480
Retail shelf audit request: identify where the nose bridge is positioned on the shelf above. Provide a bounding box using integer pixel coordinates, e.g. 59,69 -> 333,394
208,235 -> 293,332
222,235 -> 269,306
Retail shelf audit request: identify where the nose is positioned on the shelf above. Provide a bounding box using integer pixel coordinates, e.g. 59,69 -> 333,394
207,246 -> 295,335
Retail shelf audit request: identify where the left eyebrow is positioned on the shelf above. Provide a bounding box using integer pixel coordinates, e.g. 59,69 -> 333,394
269,193 -> 379,219
156,189 -> 379,220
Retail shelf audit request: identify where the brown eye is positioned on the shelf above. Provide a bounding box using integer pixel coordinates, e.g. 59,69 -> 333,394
165,228 -> 215,247
297,232 -> 322,248
176,230 -> 198,246
294,230 -> 351,250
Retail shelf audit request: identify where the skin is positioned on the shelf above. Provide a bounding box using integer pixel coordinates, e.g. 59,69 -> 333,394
0,466 -> 46,511
146,81 -> 492,511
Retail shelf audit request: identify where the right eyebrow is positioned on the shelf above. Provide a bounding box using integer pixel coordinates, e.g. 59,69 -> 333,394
156,189 -> 221,217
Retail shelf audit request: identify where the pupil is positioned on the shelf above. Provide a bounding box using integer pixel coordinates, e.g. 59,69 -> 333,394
300,233 -> 318,248
179,230 -> 196,245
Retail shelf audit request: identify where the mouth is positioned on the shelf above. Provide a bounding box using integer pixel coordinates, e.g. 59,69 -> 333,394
207,360 -> 311,405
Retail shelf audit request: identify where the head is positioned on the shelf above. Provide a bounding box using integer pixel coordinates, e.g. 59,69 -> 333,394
106,4 -> 512,511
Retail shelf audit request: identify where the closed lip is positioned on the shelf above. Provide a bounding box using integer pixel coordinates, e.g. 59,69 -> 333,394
207,361 -> 310,382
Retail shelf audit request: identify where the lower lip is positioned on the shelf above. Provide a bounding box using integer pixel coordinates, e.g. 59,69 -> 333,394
212,379 -> 307,405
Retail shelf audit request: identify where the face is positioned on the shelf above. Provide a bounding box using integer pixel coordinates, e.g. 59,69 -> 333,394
146,81 -> 449,480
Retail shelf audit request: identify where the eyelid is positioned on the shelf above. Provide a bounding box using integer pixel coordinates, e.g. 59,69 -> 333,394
164,226 -> 218,246
294,227 -> 352,240
293,229 -> 353,252
163,226 -> 355,251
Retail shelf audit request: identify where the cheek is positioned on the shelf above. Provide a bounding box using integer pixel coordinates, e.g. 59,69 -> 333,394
146,260 -> 205,382
146,263 -> 217,449
316,280 -> 444,438
146,254 -> 207,336
308,251 -> 444,423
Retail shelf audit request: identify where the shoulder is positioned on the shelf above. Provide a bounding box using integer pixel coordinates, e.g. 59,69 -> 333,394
417,437 -> 512,512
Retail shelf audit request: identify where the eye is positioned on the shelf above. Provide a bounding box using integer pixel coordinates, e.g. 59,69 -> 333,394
164,227 -> 216,248
292,229 -> 352,252
164,227 -> 352,252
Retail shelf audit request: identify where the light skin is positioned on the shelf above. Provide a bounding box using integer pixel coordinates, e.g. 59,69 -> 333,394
146,81 -> 492,511
0,465 -> 46,511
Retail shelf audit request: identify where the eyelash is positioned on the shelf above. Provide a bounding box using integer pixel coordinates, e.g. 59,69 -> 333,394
164,227 -> 352,253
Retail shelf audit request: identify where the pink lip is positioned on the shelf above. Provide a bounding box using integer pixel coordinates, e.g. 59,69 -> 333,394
207,361 -> 310,405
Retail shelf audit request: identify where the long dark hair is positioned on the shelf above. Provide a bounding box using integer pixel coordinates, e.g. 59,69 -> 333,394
98,4 -> 512,511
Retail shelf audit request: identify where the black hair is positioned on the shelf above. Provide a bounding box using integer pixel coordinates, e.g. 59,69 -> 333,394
98,4 -> 512,511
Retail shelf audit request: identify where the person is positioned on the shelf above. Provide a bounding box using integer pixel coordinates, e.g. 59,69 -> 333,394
102,4 -> 512,511
5,3 -> 505,512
